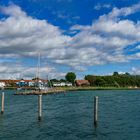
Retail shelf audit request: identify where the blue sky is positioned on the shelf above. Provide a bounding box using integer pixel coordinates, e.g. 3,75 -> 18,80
0,0 -> 140,79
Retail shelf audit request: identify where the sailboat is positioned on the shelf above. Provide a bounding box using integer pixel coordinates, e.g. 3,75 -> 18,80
15,53 -> 65,95
35,52 -> 48,92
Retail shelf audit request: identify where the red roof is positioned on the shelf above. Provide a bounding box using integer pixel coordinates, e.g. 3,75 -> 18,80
0,80 -> 20,83
0,79 -> 48,83
75,80 -> 90,86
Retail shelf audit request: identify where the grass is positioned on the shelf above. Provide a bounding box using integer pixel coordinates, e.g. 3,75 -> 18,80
55,86 -> 140,91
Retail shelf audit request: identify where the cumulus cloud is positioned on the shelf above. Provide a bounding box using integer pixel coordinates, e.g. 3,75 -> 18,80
0,60 -> 64,79
0,4 -> 71,58
69,3 -> 140,67
131,67 -> 140,75
107,2 -> 140,19
0,4 -> 26,17
0,3 -> 140,78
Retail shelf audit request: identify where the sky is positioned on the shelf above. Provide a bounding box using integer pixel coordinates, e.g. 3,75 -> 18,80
0,0 -> 140,79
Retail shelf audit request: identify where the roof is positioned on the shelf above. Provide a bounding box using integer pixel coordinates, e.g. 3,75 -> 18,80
0,80 -> 20,83
75,80 -> 90,86
0,79 -> 48,83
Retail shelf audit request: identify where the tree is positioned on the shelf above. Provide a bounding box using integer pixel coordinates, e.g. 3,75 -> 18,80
94,77 -> 106,86
85,75 -> 96,86
50,79 -> 59,82
113,72 -> 119,76
32,77 -> 39,80
60,79 -> 66,82
65,72 -> 76,85
125,72 -> 130,76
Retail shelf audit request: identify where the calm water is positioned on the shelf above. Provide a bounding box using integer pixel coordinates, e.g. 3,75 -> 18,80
0,90 -> 140,140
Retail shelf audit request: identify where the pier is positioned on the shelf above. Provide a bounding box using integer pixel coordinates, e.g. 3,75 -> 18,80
14,88 -> 66,95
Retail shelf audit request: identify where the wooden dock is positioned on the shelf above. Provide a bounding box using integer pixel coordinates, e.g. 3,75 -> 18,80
14,88 -> 66,95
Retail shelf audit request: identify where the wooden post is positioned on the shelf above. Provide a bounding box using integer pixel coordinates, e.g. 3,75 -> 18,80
38,94 -> 42,120
94,96 -> 98,127
1,92 -> 4,114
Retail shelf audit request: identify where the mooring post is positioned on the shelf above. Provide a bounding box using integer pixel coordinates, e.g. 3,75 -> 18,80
94,96 -> 98,127
38,94 -> 42,120
1,92 -> 4,114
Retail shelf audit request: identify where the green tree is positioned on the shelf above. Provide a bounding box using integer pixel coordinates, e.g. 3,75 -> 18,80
85,75 -> 96,86
83,73 -> 140,88
50,79 -> 59,82
65,72 -> 76,85
60,79 -> 66,82
94,77 -> 106,86
125,72 -> 130,76
113,72 -> 119,76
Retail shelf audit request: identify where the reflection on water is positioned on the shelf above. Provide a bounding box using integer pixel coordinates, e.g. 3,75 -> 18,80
0,90 -> 140,140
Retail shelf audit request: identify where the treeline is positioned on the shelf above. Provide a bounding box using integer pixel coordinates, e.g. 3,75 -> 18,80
85,72 -> 140,87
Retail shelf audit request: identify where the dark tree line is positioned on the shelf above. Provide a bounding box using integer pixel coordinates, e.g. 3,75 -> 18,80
85,72 -> 140,87
32,71 -> 140,87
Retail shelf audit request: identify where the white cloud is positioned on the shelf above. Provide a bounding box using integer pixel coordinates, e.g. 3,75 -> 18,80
107,2 -> 140,19
93,19 -> 140,39
0,4 -> 26,17
0,4 -> 71,58
131,67 -> 140,75
0,60 -> 64,79
136,45 -> 140,49
0,3 -> 140,79
69,3 -> 140,67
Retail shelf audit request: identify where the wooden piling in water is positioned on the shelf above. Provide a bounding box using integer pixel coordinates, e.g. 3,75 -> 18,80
38,94 -> 42,120
1,92 -> 4,114
94,96 -> 98,127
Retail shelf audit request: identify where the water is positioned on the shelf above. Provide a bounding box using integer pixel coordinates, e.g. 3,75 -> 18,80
0,90 -> 140,140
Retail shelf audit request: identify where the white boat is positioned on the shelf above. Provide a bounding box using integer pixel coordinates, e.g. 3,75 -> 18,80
35,53 -> 49,92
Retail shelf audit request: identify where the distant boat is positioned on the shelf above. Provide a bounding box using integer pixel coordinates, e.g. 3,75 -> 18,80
35,53 -> 49,92
35,79 -> 48,91
15,53 -> 65,95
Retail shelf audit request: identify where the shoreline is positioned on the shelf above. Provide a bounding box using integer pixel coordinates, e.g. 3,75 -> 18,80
60,86 -> 140,91
12,86 -> 140,95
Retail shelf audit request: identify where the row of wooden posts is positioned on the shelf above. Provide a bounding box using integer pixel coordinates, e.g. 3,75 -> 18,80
1,92 -> 99,127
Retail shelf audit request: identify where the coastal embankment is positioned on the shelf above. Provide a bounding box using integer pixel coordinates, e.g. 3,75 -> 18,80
13,86 -> 140,95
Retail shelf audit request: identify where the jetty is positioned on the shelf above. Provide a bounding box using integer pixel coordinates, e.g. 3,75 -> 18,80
14,88 -> 66,95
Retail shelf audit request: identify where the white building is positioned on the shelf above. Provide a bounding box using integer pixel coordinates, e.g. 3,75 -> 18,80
52,82 -> 61,87
65,82 -> 72,86
60,82 -> 66,86
52,82 -> 72,87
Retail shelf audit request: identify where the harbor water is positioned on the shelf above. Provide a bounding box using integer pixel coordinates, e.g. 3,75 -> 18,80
0,90 -> 140,140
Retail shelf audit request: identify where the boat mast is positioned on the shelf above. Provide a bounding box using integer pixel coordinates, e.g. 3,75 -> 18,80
37,52 -> 40,80
35,52 -> 41,90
